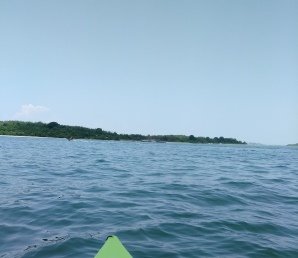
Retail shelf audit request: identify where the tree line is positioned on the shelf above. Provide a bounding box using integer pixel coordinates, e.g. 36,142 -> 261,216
0,121 -> 246,144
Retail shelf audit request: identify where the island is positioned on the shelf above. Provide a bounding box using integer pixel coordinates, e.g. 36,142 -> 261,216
287,143 -> 298,146
0,121 -> 246,144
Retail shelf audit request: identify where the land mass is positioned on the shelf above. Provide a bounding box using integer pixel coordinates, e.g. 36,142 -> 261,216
0,121 -> 246,144
287,143 -> 298,146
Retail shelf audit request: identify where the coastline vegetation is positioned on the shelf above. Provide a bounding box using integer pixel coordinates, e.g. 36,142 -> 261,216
0,121 -> 246,144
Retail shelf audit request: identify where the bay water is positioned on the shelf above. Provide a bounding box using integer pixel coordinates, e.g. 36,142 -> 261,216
0,136 -> 297,257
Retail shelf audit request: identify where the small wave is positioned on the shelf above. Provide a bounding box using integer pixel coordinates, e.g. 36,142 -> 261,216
223,180 -> 255,189
95,158 -> 108,163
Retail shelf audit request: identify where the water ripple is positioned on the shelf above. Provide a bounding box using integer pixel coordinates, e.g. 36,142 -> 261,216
0,137 -> 298,257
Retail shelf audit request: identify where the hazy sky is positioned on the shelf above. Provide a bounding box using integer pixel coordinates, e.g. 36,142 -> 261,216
0,0 -> 297,145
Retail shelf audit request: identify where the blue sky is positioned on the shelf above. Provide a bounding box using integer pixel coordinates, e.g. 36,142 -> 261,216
0,0 -> 297,145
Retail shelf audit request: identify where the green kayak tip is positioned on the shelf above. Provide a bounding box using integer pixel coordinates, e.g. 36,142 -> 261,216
94,235 -> 133,258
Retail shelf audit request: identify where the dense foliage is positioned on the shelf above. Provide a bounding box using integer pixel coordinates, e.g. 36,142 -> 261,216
0,121 -> 246,144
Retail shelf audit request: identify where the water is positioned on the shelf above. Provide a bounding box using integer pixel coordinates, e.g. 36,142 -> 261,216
0,136 -> 297,258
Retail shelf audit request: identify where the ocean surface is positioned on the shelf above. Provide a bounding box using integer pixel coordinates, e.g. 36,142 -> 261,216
0,136 -> 297,258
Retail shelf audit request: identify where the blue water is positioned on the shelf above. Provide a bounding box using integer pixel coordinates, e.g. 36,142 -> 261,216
0,136 -> 298,258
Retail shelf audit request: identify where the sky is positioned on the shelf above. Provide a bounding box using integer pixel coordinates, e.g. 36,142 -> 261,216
0,0 -> 297,145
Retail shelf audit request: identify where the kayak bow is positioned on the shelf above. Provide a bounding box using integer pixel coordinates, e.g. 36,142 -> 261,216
94,235 -> 132,258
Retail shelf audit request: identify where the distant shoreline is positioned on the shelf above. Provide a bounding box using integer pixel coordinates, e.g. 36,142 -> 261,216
0,121 -> 246,144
